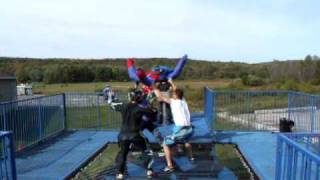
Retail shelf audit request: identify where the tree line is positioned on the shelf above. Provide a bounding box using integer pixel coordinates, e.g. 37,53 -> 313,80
1,55 -> 320,86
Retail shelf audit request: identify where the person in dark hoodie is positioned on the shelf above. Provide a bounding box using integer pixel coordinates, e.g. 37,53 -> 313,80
113,89 -> 157,179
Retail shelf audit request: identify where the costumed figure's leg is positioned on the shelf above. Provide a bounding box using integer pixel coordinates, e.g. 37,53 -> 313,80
115,140 -> 131,174
168,54 -> 188,79
132,136 -> 154,172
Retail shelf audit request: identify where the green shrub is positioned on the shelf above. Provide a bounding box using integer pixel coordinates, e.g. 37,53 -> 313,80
280,79 -> 299,91
241,75 -> 266,86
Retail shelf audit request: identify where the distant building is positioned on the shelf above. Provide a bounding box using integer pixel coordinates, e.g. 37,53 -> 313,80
17,83 -> 33,96
0,77 -> 17,102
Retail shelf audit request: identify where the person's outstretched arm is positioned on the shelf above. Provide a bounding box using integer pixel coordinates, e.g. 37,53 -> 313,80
168,79 -> 176,91
154,89 -> 171,104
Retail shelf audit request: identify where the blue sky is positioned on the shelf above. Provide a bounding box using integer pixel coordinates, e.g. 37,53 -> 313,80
1,0 -> 319,63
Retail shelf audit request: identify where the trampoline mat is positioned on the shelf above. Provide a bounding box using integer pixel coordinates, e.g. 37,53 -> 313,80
95,144 -> 237,180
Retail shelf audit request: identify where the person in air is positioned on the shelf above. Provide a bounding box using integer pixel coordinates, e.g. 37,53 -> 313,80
112,89 -> 157,179
154,79 -> 194,172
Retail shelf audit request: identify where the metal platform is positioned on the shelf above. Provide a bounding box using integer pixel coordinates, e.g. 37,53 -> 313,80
215,131 -> 277,180
16,130 -> 117,180
15,120 -> 277,179
14,112 -> 278,180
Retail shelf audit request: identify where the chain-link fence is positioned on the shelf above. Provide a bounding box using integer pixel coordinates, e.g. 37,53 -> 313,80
0,95 -> 64,151
205,88 -> 320,132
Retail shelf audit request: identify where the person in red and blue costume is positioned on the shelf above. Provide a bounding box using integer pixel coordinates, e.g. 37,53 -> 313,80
127,54 -> 188,87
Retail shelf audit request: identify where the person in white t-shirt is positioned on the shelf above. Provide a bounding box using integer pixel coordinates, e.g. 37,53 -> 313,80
154,79 -> 194,172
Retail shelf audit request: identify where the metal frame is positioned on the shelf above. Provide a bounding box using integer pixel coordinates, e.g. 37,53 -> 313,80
0,131 -> 17,180
276,133 -> 320,180
0,94 -> 65,151
205,87 -> 320,132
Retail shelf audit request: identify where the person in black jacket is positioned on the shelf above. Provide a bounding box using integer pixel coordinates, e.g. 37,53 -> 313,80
113,89 -> 157,179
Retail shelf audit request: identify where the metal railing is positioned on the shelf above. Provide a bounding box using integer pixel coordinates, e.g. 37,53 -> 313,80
204,87 -> 320,132
0,95 -> 65,151
0,131 -> 16,180
204,87 -> 214,130
65,92 -> 127,130
275,133 -> 320,180
288,92 -> 320,132
212,90 -> 289,131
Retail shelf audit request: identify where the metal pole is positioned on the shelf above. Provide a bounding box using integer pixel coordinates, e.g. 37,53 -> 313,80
211,90 -> 215,130
38,99 -> 43,139
8,132 -> 17,180
62,93 -> 67,130
97,93 -> 102,130
311,96 -> 317,132
288,92 -> 291,121
162,102 -> 167,125
2,105 -> 7,131
275,135 -> 283,180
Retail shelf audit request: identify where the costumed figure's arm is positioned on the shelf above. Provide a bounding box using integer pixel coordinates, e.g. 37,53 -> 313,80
168,79 -> 176,91
127,58 -> 140,82
167,54 -> 188,79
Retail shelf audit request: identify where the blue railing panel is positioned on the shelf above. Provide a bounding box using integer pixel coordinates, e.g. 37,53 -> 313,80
211,90 -> 289,131
0,131 -> 16,180
204,88 -> 320,132
288,92 -> 316,132
0,95 -> 65,151
276,133 -> 320,180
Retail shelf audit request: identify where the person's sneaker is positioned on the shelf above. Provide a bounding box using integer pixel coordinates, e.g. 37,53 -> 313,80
116,173 -> 124,179
163,166 -> 174,173
147,169 -> 153,178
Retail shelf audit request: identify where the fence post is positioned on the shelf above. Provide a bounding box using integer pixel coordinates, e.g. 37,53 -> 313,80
275,135 -> 283,180
311,96 -> 316,132
97,93 -> 102,130
38,99 -> 43,139
212,90 -> 215,131
204,88 -> 208,125
7,132 -> 17,180
288,92 -> 292,121
62,93 -> 67,130
2,105 -> 7,131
